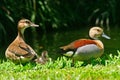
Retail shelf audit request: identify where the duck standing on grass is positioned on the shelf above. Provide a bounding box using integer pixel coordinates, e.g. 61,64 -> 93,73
59,27 -> 110,62
5,19 -> 49,64
35,51 -> 50,64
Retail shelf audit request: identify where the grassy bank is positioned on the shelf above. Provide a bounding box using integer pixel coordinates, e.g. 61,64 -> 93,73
0,51 -> 120,80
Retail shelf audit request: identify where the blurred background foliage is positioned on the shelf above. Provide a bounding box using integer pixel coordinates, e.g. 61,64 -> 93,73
0,0 -> 119,47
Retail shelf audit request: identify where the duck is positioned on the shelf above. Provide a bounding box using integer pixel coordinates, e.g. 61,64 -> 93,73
59,27 -> 110,61
35,51 -> 50,64
5,19 -> 39,64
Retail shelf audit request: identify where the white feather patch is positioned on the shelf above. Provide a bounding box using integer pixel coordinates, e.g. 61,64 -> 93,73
63,51 -> 74,57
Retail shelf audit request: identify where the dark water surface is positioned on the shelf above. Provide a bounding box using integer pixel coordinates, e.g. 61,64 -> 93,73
0,26 -> 120,61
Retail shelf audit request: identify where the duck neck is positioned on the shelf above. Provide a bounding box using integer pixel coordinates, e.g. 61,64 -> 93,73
17,29 -> 25,41
89,36 -> 98,40
89,36 -> 94,40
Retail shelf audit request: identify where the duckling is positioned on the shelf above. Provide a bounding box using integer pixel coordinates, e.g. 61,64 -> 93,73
35,51 -> 49,64
5,19 -> 39,64
59,27 -> 110,61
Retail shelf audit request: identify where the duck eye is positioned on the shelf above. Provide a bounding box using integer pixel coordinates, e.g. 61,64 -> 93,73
97,29 -> 100,32
25,20 -> 30,24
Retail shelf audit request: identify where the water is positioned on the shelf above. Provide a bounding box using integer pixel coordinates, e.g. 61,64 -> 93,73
0,26 -> 120,61
104,27 -> 120,54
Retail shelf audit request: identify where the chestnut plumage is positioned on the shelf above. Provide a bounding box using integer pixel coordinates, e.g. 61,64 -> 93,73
59,27 -> 110,61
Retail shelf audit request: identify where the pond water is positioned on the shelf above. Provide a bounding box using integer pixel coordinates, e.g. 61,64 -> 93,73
0,26 -> 120,61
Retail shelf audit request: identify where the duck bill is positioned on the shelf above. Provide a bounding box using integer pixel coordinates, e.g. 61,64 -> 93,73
102,33 -> 111,39
30,23 -> 39,27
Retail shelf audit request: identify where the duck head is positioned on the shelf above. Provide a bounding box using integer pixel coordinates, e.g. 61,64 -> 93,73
18,19 -> 39,35
89,27 -> 110,40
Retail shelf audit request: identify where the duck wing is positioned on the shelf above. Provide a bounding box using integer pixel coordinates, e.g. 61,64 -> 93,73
8,42 -> 37,57
59,39 -> 98,57
60,39 -> 97,51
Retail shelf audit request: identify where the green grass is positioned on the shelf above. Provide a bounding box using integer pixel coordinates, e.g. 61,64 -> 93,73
0,51 -> 120,80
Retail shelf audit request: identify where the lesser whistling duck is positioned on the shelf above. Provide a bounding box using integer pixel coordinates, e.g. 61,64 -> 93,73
5,19 -> 40,64
59,27 -> 110,61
